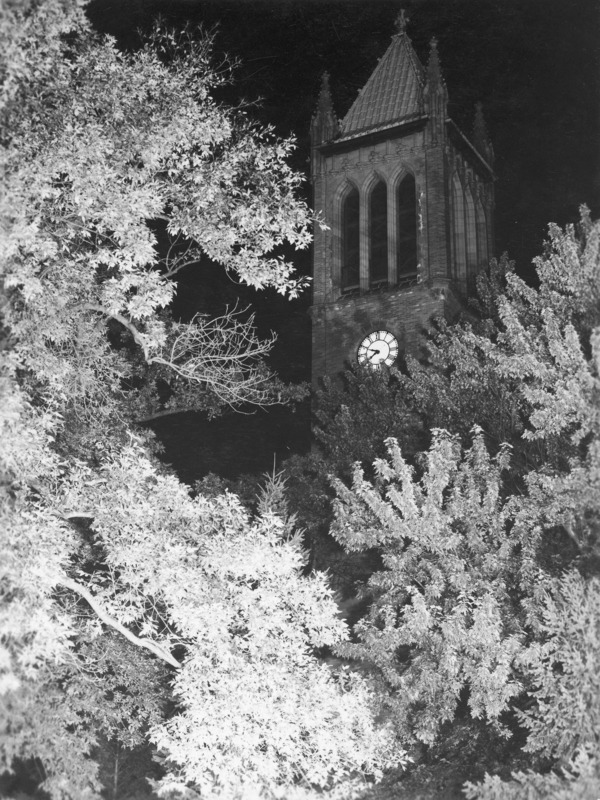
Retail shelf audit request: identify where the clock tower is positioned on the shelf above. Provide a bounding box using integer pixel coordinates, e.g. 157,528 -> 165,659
309,15 -> 494,383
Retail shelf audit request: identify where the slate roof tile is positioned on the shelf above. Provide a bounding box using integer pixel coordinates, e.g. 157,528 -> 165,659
340,33 -> 425,137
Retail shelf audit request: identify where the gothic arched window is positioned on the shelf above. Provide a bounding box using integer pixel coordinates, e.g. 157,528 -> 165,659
341,187 -> 360,292
452,173 -> 467,282
369,181 -> 388,286
397,175 -> 418,277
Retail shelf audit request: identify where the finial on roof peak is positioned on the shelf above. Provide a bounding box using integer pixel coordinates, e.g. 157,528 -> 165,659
311,71 -> 339,143
316,71 -> 333,106
427,36 -> 443,83
424,35 -> 447,117
394,8 -> 409,34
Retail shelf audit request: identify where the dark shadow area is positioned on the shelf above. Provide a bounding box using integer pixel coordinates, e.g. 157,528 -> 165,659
147,399 -> 311,484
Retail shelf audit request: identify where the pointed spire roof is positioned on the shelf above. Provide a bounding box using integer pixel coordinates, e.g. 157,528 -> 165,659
339,21 -> 425,138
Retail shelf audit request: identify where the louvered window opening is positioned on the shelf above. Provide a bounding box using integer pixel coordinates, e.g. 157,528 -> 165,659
465,189 -> 477,269
397,175 -> 418,277
341,189 -> 360,292
452,174 -> 467,283
465,188 -> 478,293
370,181 -> 388,288
476,199 -> 488,267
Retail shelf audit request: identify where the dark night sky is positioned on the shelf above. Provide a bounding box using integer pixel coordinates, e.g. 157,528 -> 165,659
85,0 -> 600,480
87,0 -> 600,272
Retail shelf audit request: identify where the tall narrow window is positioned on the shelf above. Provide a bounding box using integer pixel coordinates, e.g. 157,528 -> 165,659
397,175 -> 417,277
465,186 -> 477,274
476,198 -> 488,266
369,181 -> 388,286
452,174 -> 466,283
341,188 -> 360,291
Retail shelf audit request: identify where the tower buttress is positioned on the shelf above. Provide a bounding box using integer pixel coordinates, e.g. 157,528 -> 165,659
424,38 -> 448,144
310,73 -> 338,311
422,37 -> 450,282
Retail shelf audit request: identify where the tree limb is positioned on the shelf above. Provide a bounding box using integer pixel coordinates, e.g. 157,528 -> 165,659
136,407 -> 200,424
162,259 -> 202,279
84,305 -> 150,359
85,303 -> 288,410
59,577 -> 180,669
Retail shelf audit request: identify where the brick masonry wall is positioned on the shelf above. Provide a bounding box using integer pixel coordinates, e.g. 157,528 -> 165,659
310,281 -> 461,384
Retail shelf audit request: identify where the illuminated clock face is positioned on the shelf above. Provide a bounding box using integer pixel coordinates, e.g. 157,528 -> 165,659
357,330 -> 399,367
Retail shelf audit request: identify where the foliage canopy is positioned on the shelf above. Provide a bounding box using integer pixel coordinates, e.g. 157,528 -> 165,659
0,2 -> 402,797
323,211 -> 600,797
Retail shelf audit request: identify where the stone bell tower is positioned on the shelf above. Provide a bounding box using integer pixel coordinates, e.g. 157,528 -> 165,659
309,12 -> 494,382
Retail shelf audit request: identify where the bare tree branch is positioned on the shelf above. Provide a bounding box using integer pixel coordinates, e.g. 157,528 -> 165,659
162,236 -> 204,278
59,577 -> 180,669
151,306 -> 278,407
162,257 -> 204,279
85,302 -> 287,411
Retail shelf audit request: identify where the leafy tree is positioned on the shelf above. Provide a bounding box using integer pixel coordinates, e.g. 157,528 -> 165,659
1,0 -> 314,459
283,258 -> 529,582
328,211 -> 600,792
312,368 -> 422,482
1,2 -> 404,797
464,575 -> 600,798
279,366 -> 423,588
332,429 -> 523,745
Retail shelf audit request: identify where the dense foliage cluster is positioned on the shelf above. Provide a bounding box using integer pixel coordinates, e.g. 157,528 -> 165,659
0,3 -> 402,798
2,0 -> 314,453
317,213 -> 600,796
